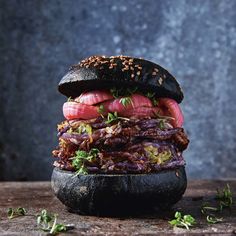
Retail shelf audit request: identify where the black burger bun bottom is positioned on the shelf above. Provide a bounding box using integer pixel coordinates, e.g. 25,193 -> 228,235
58,56 -> 184,103
51,167 -> 187,216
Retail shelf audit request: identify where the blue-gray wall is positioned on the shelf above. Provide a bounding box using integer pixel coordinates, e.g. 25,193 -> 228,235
0,0 -> 236,180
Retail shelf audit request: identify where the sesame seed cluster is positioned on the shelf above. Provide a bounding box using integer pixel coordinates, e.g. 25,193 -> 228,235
71,55 -> 165,85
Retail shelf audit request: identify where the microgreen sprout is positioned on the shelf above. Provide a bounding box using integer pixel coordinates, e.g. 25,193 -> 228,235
71,148 -> 99,175
98,104 -> 105,117
37,209 -> 73,235
7,207 -> 27,219
206,215 -> 223,224
106,112 -> 119,124
119,97 -> 133,107
67,97 -> 73,102
169,211 -> 196,230
216,183 -> 233,211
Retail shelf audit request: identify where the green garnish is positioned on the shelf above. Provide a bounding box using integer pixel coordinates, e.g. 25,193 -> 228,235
72,148 -> 99,175
106,112 -> 119,124
98,104 -> 105,115
201,184 -> 233,215
206,215 -> 223,224
200,184 -> 233,225
67,97 -> 73,102
145,92 -> 155,98
105,112 -> 130,124
216,183 -> 233,210
159,120 -> 165,130
37,209 -> 53,228
7,207 -> 27,219
169,211 -> 196,230
201,204 -> 218,214
145,92 -> 158,106
144,146 -> 171,164
110,88 -> 120,98
37,209 -> 72,235
119,97 -> 133,107
152,98 -> 158,106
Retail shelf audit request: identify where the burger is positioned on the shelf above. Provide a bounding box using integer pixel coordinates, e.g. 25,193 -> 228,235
51,55 -> 189,216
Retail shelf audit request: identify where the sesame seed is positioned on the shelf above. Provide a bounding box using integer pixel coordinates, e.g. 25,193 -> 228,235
138,66 -> 142,70
159,77 -> 163,85
137,71 -> 141,75
163,74 -> 166,79
154,68 -> 159,72
130,66 -> 134,70
152,71 -> 157,76
131,74 -> 135,78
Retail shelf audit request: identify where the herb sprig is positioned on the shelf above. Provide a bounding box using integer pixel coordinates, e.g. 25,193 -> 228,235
105,112 -> 129,124
37,209 -> 73,235
67,97 -> 73,102
201,184 -> 233,214
216,183 -> 233,211
169,211 -> 196,230
7,207 -> 74,234
201,204 -> 218,215
98,104 -> 105,116
200,184 -> 233,224
72,148 -> 99,175
7,207 -> 27,219
119,97 -> 133,107
206,215 -> 223,224
106,112 -> 119,124
146,92 -> 158,106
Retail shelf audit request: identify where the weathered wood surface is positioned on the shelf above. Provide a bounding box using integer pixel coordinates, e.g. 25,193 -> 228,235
0,180 -> 235,235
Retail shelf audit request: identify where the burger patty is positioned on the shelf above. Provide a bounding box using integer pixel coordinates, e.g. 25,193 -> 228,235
52,117 -> 189,174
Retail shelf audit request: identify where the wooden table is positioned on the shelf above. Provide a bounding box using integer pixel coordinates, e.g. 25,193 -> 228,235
0,180 -> 235,235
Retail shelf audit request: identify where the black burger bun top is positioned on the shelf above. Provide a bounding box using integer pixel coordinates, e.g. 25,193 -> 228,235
58,55 -> 184,103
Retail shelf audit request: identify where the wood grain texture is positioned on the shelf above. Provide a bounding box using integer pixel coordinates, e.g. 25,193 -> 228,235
0,180 -> 235,235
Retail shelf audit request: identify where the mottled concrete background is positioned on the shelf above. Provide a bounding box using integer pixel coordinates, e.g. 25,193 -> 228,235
0,0 -> 236,180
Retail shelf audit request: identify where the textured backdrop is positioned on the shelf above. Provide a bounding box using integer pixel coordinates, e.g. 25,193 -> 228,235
0,0 -> 236,180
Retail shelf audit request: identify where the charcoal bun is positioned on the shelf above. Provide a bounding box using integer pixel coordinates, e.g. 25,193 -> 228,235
51,166 -> 187,216
58,55 -> 184,103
